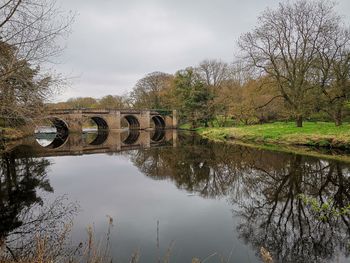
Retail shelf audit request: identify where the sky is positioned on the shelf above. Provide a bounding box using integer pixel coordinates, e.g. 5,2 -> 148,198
54,0 -> 350,102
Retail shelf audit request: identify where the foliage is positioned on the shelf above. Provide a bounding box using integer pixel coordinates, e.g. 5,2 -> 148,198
66,97 -> 98,109
173,68 -> 214,128
130,71 -> 173,109
99,95 -> 129,108
298,194 -> 350,222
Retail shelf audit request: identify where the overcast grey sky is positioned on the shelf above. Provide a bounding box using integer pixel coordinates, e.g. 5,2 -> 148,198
55,0 -> 350,101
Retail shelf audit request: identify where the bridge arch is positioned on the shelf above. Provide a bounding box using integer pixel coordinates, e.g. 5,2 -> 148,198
50,117 -> 69,135
151,129 -> 165,142
35,117 -> 69,149
89,116 -> 109,131
151,115 -> 166,129
122,115 -> 140,130
88,131 -> 109,146
44,133 -> 69,149
122,130 -> 140,145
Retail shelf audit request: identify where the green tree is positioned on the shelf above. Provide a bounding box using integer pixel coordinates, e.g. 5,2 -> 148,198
174,68 -> 213,128
196,59 -> 230,125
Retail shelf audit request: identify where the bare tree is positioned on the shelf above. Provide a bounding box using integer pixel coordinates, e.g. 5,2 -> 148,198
0,0 -> 73,127
314,26 -> 350,126
196,59 -> 229,89
195,60 -> 231,125
0,0 -> 73,67
238,0 -> 344,127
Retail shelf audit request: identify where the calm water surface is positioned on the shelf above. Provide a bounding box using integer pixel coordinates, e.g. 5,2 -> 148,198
1,130 -> 349,262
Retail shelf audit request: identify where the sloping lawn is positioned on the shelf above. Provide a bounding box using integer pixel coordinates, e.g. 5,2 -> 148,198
199,122 -> 350,149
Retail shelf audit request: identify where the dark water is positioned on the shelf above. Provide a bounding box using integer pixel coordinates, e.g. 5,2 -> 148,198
1,130 -> 350,262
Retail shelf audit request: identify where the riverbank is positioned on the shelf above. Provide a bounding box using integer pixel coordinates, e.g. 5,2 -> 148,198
1,127 -> 30,141
196,122 -> 350,163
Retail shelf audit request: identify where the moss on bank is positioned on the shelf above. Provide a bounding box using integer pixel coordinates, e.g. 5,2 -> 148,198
196,122 -> 350,163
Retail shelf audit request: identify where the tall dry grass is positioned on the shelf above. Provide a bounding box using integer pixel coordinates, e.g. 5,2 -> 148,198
1,216 -> 275,263
0,216 -> 113,263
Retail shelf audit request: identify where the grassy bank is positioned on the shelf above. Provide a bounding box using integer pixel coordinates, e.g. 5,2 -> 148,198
1,127 -> 30,141
196,122 -> 350,162
198,122 -> 350,148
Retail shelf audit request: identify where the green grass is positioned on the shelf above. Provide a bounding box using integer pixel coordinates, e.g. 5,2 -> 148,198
195,121 -> 350,163
198,122 -> 350,149
179,123 -> 192,130
209,116 -> 236,127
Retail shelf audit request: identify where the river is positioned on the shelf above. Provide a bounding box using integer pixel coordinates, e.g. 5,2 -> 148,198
1,130 -> 349,262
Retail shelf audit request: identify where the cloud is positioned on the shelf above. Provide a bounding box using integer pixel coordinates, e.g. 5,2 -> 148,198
55,0 -> 350,101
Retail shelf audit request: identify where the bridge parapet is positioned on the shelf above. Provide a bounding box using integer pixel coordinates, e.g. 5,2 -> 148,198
48,108 -> 175,115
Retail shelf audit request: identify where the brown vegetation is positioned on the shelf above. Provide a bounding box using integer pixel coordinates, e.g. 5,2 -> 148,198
0,0 -> 73,129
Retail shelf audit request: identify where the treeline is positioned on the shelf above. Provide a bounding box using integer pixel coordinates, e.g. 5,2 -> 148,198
48,95 -> 131,110
48,63 -> 287,128
52,0 -> 350,128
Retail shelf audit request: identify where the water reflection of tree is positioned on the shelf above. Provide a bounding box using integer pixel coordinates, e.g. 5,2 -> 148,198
129,136 -> 246,198
129,136 -> 350,262
236,155 -> 350,263
0,146 -> 52,237
0,146 -> 78,260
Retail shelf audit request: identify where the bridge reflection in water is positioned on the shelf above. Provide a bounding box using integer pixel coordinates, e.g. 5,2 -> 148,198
2,132 -> 350,262
16,129 -> 178,157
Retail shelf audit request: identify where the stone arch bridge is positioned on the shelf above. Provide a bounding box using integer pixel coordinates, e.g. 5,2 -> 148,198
45,109 -> 177,134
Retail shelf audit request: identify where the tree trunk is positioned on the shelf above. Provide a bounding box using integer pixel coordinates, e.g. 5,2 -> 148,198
191,120 -> 196,129
223,114 -> 227,127
296,115 -> 303,127
334,109 -> 342,126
